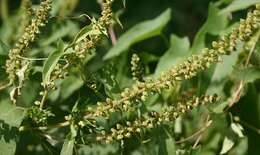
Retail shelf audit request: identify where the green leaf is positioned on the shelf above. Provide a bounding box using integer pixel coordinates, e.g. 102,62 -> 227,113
165,137 -> 176,155
220,0 -> 260,14
163,128 -> 176,155
0,125 -> 18,155
41,21 -> 78,46
60,138 -> 75,155
42,40 -> 65,85
0,100 -> 26,127
155,34 -> 190,77
211,50 -> 240,82
0,100 -> 26,155
59,76 -> 84,101
233,66 -> 260,83
206,42 -> 241,95
104,9 -> 171,60
191,3 -> 228,54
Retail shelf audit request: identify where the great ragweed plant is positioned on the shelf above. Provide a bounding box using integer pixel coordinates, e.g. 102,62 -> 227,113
1,1 -> 260,155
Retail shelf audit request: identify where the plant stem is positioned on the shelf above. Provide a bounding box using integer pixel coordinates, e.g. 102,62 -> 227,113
40,90 -> 48,109
228,33 -> 259,109
19,121 -> 70,131
99,0 -> 117,45
0,82 -> 11,91
175,115 -> 212,144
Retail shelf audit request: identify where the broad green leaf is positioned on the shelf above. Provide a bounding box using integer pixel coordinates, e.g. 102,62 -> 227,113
229,138 -> 248,155
163,128 -> 176,155
0,125 -> 18,155
211,101 -> 229,113
0,100 -> 26,155
206,42 -> 242,95
155,34 -> 190,77
59,76 -> 84,100
191,3 -> 228,54
0,100 -> 26,127
104,9 -> 172,60
48,75 -> 84,102
60,138 -> 75,155
220,0 -> 260,14
67,24 -> 91,48
233,66 -> 260,83
42,40 -> 65,85
211,50 -> 240,82
41,21 -> 78,46
165,137 -> 176,155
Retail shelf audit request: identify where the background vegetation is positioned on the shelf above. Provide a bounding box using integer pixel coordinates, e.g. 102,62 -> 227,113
1,0 -> 260,155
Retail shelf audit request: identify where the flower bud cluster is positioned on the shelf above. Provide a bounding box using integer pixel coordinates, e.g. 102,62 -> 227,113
6,0 -> 52,84
44,0 -> 113,91
47,62 -> 70,90
238,6 -> 260,41
131,53 -> 144,81
99,0 -> 113,27
27,106 -> 54,126
73,0 -> 113,59
19,0 -> 34,35
85,5 -> 260,119
95,94 -> 219,143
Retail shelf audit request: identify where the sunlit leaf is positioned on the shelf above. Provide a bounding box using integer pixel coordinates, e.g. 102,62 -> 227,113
155,35 -> 190,77
191,3 -> 228,54
104,9 -> 171,60
220,0 -> 260,14
60,138 -> 75,155
0,100 -> 26,155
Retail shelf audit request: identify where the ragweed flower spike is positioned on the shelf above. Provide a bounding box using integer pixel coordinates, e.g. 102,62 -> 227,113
131,53 -> 144,81
72,0 -> 113,59
19,0 -> 34,35
85,4 -> 260,119
5,0 -> 52,84
95,94 -> 220,144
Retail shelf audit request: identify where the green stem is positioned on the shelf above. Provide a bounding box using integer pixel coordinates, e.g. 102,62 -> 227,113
0,82 -> 11,91
19,121 -> 70,131
40,90 -> 48,109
